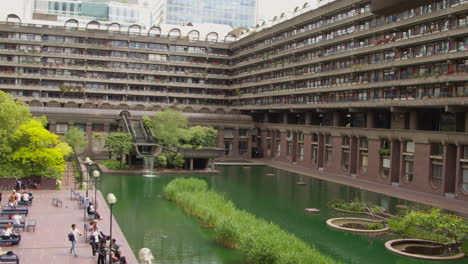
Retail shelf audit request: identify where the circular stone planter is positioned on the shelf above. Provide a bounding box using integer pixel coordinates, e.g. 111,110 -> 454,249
331,206 -> 388,220
385,239 -> 465,261
326,217 -> 389,233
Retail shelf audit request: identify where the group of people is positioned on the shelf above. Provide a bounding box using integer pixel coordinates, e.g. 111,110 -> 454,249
1,212 -> 22,240
7,190 -> 33,206
69,220 -> 127,263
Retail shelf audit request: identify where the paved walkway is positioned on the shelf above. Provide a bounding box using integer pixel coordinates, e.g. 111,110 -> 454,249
9,190 -> 137,264
254,159 -> 468,217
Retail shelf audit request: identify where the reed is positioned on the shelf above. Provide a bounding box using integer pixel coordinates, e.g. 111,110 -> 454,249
163,178 -> 336,264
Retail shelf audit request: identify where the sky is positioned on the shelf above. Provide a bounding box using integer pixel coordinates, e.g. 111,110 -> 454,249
257,0 -> 317,22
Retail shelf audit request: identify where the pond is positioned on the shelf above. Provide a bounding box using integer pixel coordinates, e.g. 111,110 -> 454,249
100,165 -> 466,264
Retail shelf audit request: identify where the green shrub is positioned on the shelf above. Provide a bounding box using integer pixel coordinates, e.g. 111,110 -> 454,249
155,155 -> 167,168
388,208 -> 468,245
163,178 -> 335,264
367,222 -> 385,230
101,159 -> 129,170
328,200 -> 383,214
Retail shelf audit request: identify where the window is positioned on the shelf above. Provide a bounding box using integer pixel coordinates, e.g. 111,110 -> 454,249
360,137 -> 368,173
404,155 -> 414,182
342,150 -> 350,170
405,141 -> 415,153
92,124 -> 104,132
224,129 -> 233,138
299,145 -> 304,161
463,145 -> 468,159
430,143 -> 443,186
463,168 -> 468,193
382,157 -> 390,178
224,142 -> 232,156
239,141 -> 248,155
239,129 -> 248,138
276,143 -> 281,157
361,155 -> 368,173
56,123 -> 68,133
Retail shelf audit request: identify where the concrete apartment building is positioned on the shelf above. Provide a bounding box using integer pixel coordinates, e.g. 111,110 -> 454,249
0,0 -> 467,201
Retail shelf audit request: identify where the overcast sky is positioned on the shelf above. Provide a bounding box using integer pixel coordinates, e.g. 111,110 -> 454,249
257,0 -> 316,22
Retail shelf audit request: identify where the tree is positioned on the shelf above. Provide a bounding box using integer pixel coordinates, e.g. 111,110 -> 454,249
143,110 -> 190,146
186,126 -> 217,149
155,155 -> 167,169
12,119 -> 66,178
63,126 -> 88,153
171,153 -> 185,169
0,91 -> 31,162
104,132 -> 133,168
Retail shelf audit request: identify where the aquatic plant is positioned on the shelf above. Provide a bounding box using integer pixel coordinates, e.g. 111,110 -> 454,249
163,178 -> 336,264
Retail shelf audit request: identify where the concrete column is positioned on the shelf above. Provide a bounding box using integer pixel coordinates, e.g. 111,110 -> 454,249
366,112 -> 375,128
317,134 -> 325,169
85,122 -> 93,155
280,132 -> 288,161
305,112 -> 312,125
260,130 -> 268,158
49,121 -> 57,133
332,111 -> 342,127
210,158 -> 215,170
245,129 -> 253,159
189,159 -> 194,171
409,111 -> 419,130
282,112 -> 288,124
263,112 -> 270,123
291,132 -> 297,163
349,137 -> 358,175
303,134 -> 312,164
232,128 -> 239,157
216,128 -> 224,149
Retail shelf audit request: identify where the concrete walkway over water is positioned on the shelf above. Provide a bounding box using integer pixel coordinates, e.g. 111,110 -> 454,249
10,189 -> 137,264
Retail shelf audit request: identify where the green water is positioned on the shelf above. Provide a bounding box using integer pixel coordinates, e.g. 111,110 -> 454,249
101,165 -> 467,264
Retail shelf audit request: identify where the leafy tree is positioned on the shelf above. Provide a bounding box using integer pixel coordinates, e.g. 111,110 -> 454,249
56,142 -> 73,159
0,91 -> 31,161
12,119 -> 66,178
104,132 -> 133,168
155,155 -> 167,169
171,153 -> 185,168
186,126 -> 217,149
63,126 -> 88,153
143,110 -> 190,146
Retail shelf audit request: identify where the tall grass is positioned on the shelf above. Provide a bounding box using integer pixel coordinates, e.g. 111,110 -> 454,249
163,178 -> 336,264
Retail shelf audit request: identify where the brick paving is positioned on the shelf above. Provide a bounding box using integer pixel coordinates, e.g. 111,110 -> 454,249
255,159 -> 468,217
8,189 -> 137,264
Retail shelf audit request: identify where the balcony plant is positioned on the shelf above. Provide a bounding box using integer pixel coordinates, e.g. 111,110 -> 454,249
378,148 -> 391,156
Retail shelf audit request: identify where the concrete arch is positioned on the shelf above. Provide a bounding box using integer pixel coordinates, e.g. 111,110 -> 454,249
187,30 -> 200,40
214,108 -> 225,114
183,106 -> 194,113
86,20 -> 100,30
224,34 -> 237,42
148,26 -> 161,37
107,22 -> 121,32
168,28 -> 181,38
29,100 -> 43,107
64,19 -> 78,29
128,24 -> 141,35
6,14 -> 21,24
199,107 -> 211,113
64,101 -> 79,108
100,103 -> 113,109
133,104 -> 146,111
150,105 -> 162,112
81,102 -> 95,109
228,109 -> 240,115
206,32 -> 218,42
117,103 -> 130,110
46,100 -> 61,108
168,105 -> 179,111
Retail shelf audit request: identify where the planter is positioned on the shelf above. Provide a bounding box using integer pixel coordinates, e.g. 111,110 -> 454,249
385,239 -> 465,261
327,217 -> 389,234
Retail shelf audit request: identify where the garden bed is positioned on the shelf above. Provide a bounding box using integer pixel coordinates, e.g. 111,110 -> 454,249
327,217 -> 389,234
385,239 -> 465,260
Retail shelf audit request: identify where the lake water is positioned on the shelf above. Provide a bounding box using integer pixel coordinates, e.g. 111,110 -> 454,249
101,165 -> 466,264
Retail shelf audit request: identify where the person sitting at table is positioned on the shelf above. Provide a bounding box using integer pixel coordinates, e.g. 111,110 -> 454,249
111,247 -> 127,264
11,212 -> 22,226
8,191 -> 17,206
21,192 -> 29,202
86,202 -> 102,220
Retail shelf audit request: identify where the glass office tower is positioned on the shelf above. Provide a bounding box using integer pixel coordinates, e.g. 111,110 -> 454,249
152,0 -> 257,28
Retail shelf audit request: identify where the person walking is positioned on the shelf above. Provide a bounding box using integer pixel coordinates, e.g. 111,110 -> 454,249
69,224 -> 82,257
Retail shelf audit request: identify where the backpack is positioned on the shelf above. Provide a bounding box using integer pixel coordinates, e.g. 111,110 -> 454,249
68,232 -> 75,242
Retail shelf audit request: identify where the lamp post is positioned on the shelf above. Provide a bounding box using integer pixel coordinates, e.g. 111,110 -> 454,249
84,157 -> 93,197
93,170 -> 100,209
106,193 -> 117,264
